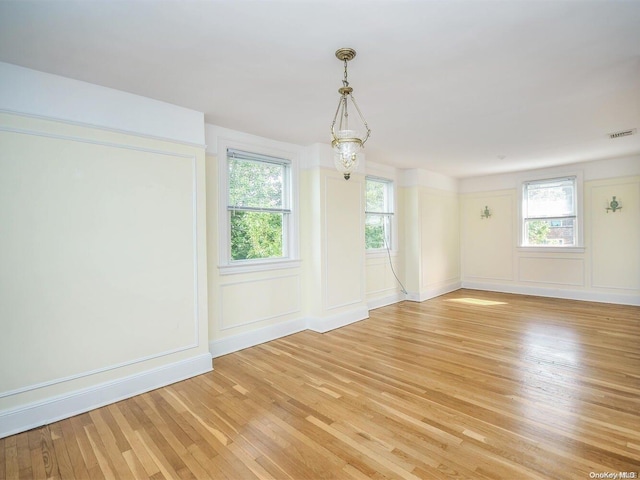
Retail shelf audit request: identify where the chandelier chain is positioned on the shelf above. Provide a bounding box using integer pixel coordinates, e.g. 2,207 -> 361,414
343,59 -> 349,87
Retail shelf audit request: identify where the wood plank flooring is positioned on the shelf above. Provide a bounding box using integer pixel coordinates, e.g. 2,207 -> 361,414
2,290 -> 639,479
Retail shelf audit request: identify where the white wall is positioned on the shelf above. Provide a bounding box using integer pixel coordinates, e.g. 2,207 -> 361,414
0,63 -> 210,438
400,169 -> 462,301
460,157 -> 640,305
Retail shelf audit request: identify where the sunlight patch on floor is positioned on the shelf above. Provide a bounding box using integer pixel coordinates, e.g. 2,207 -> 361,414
445,297 -> 508,306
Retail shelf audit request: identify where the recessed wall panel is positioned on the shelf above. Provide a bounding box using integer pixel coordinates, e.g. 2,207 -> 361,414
461,192 -> 514,281
590,181 -> 640,290
220,274 -> 301,330
518,257 -> 584,286
0,128 -> 197,395
420,188 -> 460,288
325,176 -> 363,309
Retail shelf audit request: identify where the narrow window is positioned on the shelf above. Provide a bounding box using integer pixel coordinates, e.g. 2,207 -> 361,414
365,177 -> 394,250
227,149 -> 291,261
522,176 -> 577,246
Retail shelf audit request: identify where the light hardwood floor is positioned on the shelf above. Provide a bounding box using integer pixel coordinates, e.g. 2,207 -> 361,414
2,290 -> 639,479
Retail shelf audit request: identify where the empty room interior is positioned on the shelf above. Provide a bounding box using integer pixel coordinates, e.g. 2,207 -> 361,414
1,1 -> 639,479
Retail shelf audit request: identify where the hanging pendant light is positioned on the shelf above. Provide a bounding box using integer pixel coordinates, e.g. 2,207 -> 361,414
330,48 -> 371,180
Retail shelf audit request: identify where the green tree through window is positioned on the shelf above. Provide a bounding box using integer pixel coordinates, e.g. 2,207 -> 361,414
365,177 -> 393,250
227,150 -> 290,261
526,220 -> 551,245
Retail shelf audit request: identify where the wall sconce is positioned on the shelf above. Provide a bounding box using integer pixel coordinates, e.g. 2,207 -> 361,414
480,206 -> 491,219
606,196 -> 622,213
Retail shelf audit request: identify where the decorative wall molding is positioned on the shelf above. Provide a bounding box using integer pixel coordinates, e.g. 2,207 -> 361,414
462,281 -> 640,306
0,353 -> 212,439
219,274 -> 302,331
0,125 -> 202,398
587,177 -> 640,291
406,281 -> 462,302
459,155 -> 640,193
517,256 -> 585,286
367,292 -> 406,311
0,62 -> 205,146
324,175 -> 365,310
367,284 -> 401,297
210,306 -> 370,359
307,306 -> 369,334
210,318 -> 307,358
0,121 -> 201,160
0,125 -> 199,398
463,274 -> 514,282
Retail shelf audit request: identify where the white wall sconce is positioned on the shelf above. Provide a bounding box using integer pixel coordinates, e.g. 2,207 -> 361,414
481,206 -> 491,219
606,196 -> 622,213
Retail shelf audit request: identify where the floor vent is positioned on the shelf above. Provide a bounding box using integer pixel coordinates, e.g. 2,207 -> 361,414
609,128 -> 637,139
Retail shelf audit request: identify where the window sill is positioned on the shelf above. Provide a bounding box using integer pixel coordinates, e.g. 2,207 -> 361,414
517,246 -> 585,254
218,258 -> 301,275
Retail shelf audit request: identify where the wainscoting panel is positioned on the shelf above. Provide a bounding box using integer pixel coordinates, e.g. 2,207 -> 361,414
219,274 -> 302,331
518,256 -> 584,286
0,125 -> 199,398
325,175 -> 364,310
589,179 -> 640,290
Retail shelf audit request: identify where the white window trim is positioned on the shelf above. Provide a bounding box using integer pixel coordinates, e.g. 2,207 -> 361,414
365,175 -> 397,254
217,135 -> 300,274
517,170 -> 584,250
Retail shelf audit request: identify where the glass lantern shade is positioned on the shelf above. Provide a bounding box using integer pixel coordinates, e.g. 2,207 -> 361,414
332,130 -> 363,180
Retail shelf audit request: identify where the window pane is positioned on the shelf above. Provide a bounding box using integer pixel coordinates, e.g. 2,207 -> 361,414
526,179 -> 574,218
366,179 -> 387,212
230,211 -> 283,260
365,214 -> 391,249
229,158 -> 284,209
524,218 -> 575,246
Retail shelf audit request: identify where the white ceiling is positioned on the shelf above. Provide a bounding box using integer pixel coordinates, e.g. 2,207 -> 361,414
1,0 -> 639,178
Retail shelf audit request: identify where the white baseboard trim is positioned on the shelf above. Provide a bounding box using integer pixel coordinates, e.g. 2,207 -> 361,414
406,281 -> 462,302
367,292 -> 406,311
210,306 -> 371,359
0,352 -> 212,439
306,306 -> 369,333
462,281 -> 640,306
210,318 -> 307,358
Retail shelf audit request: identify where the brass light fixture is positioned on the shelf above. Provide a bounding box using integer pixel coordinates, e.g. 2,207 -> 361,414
330,48 -> 371,180
480,206 -> 491,219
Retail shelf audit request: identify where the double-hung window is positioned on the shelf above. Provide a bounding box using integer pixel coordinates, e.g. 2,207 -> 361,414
365,177 -> 394,250
227,149 -> 291,262
522,176 -> 577,247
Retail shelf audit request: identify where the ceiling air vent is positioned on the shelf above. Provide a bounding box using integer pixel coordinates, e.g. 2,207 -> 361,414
608,128 -> 637,139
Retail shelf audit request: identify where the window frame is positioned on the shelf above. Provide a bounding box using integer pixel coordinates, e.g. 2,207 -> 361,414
217,138 -> 299,274
518,172 -> 584,250
365,176 -> 395,252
